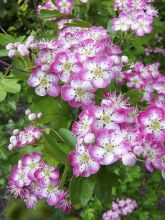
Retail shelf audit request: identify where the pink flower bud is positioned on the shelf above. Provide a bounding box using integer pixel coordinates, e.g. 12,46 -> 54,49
6,43 -> 15,51
35,132 -> 42,139
37,112 -> 43,119
13,129 -> 19,136
17,44 -> 29,56
8,144 -> 14,151
121,55 -> 129,64
28,113 -> 37,121
8,50 -> 16,58
84,133 -> 95,144
25,109 -> 31,116
10,136 -> 17,143
133,146 -> 144,156
110,55 -> 120,65
122,153 -> 136,166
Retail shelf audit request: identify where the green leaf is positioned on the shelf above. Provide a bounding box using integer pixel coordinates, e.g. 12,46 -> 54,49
39,9 -> 64,19
0,78 -> 21,93
67,20 -> 92,28
59,128 -> 77,150
69,175 -> 96,208
94,167 -> 119,206
125,90 -> 143,105
0,89 -> 7,102
43,132 -> 67,164
0,49 -> 8,57
0,33 -> 15,46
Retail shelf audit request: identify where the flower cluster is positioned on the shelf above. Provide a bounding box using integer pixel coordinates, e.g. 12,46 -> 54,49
68,91 -> 165,177
112,0 -> 158,36
102,198 -> 138,220
37,0 -> 73,15
68,92 -> 139,177
6,36 -> 37,58
28,26 -> 127,108
116,62 -> 165,104
8,153 -> 72,212
145,47 -> 165,57
8,126 -> 42,151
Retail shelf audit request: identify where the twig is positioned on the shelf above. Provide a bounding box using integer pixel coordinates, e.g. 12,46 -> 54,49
0,26 -> 8,35
0,58 -> 30,73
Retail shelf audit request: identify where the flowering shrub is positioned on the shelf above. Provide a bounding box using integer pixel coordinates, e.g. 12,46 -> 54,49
0,0 -> 165,219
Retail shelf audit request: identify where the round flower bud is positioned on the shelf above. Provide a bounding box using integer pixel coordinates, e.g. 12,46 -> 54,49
28,113 -> 37,121
6,43 -> 15,51
17,44 -> 29,56
80,0 -> 88,2
8,50 -> 16,58
35,132 -> 42,140
37,112 -> 43,119
26,36 -> 35,47
84,133 -> 95,144
30,43 -> 38,49
25,109 -> 31,116
13,129 -> 19,136
133,146 -> 144,157
8,144 -> 14,151
122,153 -> 136,166
121,55 -> 129,64
110,55 -> 120,65
10,136 -> 17,143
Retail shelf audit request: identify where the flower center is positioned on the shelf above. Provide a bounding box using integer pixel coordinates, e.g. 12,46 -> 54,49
44,169 -> 51,177
93,67 -> 103,77
150,120 -> 160,131
63,62 -> 72,72
104,143 -> 113,153
75,88 -> 85,98
29,162 -> 37,169
40,77 -> 49,87
47,184 -> 55,193
81,154 -> 90,164
101,113 -> 111,124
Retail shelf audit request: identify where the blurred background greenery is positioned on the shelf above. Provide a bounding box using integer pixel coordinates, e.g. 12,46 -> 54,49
0,0 -> 165,220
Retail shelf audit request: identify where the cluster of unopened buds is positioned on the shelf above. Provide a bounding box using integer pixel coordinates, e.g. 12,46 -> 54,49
8,153 -> 72,212
6,36 -> 37,58
116,62 -> 165,104
25,109 -> 43,121
8,109 -> 43,151
68,92 -> 165,178
112,0 -> 158,36
27,25 -> 128,108
102,198 -> 138,220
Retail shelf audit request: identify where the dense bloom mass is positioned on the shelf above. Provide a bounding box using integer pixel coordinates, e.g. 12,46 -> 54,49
26,26 -> 127,107
102,198 -> 138,220
8,153 -> 72,211
112,0 -> 158,36
69,92 -> 165,177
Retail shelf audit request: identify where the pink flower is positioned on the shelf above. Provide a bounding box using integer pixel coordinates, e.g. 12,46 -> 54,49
61,80 -> 95,108
28,67 -> 60,97
68,144 -> 100,177
138,106 -> 165,142
55,0 -> 73,15
82,55 -> 114,88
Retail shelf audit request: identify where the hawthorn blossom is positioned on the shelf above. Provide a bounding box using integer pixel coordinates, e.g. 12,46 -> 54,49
138,106 -> 165,142
55,0 -> 73,15
28,67 -> 60,97
61,80 -> 95,108
68,144 -> 100,177
102,198 -> 138,220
